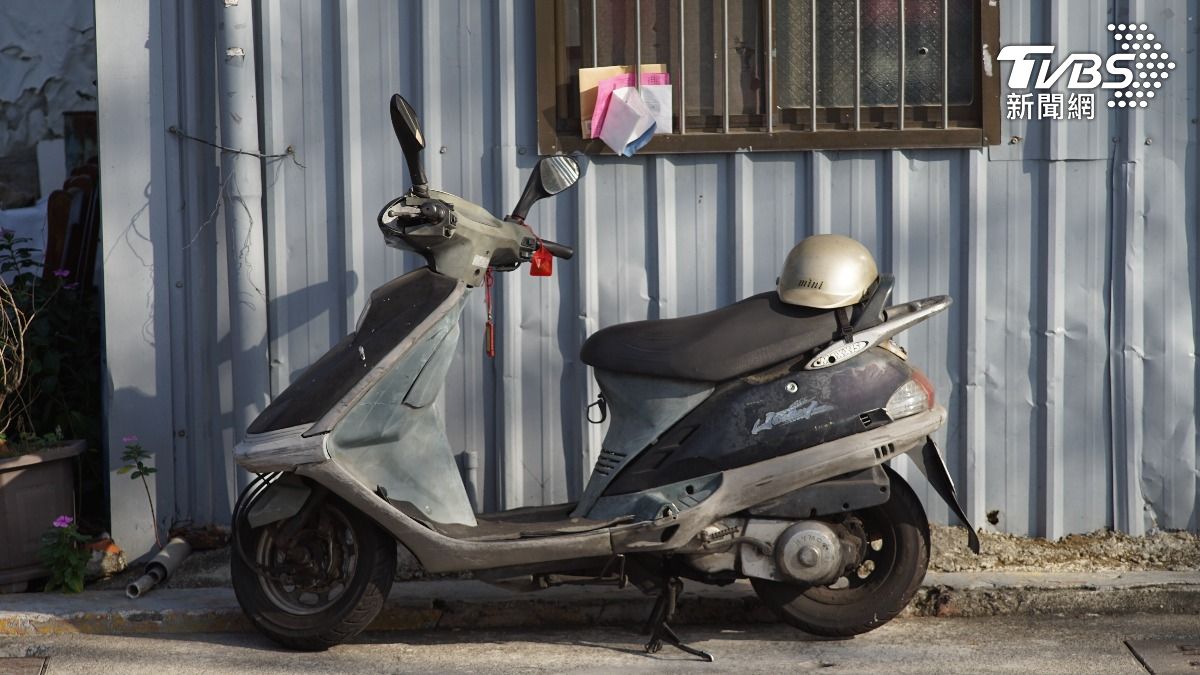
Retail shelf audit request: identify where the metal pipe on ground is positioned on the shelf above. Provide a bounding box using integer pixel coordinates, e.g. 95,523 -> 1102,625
126,538 -> 192,599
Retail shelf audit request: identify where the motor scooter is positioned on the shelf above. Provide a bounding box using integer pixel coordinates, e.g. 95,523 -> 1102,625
230,94 -> 978,661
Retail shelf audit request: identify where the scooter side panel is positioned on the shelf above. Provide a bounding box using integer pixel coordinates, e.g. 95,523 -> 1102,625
570,370 -> 714,518
247,267 -> 460,435
609,407 -> 947,555
325,303 -> 477,526
605,348 -> 912,496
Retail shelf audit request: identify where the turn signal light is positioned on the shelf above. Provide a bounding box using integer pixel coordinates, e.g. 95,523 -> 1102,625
886,372 -> 934,420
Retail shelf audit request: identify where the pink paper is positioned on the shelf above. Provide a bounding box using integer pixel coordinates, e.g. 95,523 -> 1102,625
592,72 -> 670,139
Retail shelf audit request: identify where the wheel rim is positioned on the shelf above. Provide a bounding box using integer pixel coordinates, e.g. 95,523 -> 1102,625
801,506 -> 902,605
255,503 -> 359,616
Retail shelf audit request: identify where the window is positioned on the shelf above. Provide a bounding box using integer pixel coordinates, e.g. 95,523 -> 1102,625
535,0 -> 1001,154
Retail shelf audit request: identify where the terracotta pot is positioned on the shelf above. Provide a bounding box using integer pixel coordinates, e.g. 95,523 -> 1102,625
0,440 -> 85,591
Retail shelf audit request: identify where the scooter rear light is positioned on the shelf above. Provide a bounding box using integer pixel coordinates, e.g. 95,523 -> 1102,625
886,370 -> 934,420
910,368 -> 935,408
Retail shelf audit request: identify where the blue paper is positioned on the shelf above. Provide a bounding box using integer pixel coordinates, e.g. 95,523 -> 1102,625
620,122 -> 657,157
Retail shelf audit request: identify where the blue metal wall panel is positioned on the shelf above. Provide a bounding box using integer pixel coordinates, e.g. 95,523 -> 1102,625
98,0 -> 1199,539
1057,160 -> 1116,534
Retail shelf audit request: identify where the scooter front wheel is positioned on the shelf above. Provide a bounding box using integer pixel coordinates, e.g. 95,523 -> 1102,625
231,492 -> 396,650
751,466 -> 929,638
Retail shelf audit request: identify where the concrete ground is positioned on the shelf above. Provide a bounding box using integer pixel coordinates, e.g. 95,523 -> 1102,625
5,573 -> 1199,637
5,543 -> 1197,673
1,614 -> 1197,674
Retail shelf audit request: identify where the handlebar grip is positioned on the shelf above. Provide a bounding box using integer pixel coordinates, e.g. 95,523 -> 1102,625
541,240 -> 574,260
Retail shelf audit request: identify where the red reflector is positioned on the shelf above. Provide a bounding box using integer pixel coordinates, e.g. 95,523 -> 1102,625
529,245 -> 553,276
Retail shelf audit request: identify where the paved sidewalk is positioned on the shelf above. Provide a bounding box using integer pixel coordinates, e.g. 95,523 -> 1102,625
1,571 -> 1197,637
4,614 -> 1193,674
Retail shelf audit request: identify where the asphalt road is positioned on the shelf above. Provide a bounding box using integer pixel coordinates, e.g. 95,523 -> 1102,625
2,614 -> 1196,674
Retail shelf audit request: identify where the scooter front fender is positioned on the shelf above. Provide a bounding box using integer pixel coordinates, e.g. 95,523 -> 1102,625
245,473 -> 311,528
905,437 -> 980,554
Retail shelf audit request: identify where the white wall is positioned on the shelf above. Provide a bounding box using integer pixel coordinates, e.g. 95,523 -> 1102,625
0,2 -> 96,197
95,0 -> 179,560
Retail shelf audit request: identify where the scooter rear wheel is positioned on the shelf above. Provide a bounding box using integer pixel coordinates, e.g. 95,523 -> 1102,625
231,493 -> 396,650
751,467 -> 929,638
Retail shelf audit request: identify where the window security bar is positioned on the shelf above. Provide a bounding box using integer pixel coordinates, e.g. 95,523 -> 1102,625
581,0 -> 963,138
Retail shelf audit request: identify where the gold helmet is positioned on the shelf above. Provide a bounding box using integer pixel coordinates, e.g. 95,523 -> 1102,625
777,235 -> 879,309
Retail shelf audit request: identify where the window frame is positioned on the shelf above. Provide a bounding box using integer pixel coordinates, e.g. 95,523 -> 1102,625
534,0 -> 1001,155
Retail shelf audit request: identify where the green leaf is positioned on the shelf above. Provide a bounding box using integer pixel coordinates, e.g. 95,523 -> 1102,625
116,466 -> 133,474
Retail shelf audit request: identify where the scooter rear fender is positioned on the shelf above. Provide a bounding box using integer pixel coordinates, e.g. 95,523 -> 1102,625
906,436 -> 980,553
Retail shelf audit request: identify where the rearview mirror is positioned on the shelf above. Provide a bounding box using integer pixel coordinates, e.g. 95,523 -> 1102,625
389,94 -> 429,196
510,156 -> 582,221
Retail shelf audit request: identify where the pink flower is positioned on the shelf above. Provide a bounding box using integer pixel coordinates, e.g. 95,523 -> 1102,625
64,282 -> 80,291
122,435 -> 139,444
52,515 -> 73,528
53,269 -> 70,278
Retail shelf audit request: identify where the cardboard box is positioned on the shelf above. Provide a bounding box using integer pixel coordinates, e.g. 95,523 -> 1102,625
578,64 -> 668,139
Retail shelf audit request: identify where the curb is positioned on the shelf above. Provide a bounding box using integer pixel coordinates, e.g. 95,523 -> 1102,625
1,572 -> 1197,637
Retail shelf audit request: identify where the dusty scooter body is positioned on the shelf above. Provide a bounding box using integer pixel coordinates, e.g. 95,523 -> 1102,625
230,94 -> 977,659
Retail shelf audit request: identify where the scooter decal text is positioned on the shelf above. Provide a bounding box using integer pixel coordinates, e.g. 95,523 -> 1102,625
750,399 -> 834,435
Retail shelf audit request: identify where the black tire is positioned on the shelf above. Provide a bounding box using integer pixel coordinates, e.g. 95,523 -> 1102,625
751,466 -> 930,638
231,493 -> 396,651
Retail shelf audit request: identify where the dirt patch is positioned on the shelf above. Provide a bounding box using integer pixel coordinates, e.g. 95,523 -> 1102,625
930,525 -> 1200,572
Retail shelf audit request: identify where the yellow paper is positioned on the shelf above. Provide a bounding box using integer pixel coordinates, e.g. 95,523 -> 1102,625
578,64 -> 668,139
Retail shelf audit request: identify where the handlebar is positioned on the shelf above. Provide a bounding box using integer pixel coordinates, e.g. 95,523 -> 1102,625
380,193 -> 577,276
540,240 -> 574,260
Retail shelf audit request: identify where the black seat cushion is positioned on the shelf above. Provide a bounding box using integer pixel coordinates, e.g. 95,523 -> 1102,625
580,292 -> 840,382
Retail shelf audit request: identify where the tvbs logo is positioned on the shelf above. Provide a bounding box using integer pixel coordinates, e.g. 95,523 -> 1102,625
999,45 -> 1136,90
998,23 -> 1175,119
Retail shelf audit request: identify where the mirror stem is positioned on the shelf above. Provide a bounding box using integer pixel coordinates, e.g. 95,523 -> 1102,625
406,155 -> 429,198
510,194 -> 537,223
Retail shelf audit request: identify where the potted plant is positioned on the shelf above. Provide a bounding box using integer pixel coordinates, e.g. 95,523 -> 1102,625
0,433 -> 85,591
0,231 -> 98,591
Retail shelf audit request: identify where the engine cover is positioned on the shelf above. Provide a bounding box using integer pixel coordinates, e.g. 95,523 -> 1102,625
773,521 -> 843,584
739,519 -> 845,585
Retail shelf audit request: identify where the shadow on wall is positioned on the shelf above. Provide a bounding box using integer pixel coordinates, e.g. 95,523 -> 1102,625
103,385 -> 189,564
103,270 -> 359,555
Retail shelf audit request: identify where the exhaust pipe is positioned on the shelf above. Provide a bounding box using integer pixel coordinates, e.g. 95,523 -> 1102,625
126,537 -> 192,599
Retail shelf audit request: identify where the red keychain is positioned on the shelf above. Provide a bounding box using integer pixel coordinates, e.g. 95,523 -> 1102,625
529,244 -> 553,276
483,268 -> 496,357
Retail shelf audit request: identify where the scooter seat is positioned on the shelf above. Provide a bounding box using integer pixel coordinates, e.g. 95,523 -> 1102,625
580,291 -> 842,382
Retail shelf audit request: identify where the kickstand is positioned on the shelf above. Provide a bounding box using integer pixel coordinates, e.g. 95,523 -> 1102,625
642,577 -> 714,662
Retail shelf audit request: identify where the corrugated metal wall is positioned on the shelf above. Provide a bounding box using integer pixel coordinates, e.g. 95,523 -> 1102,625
97,0 -> 1198,556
